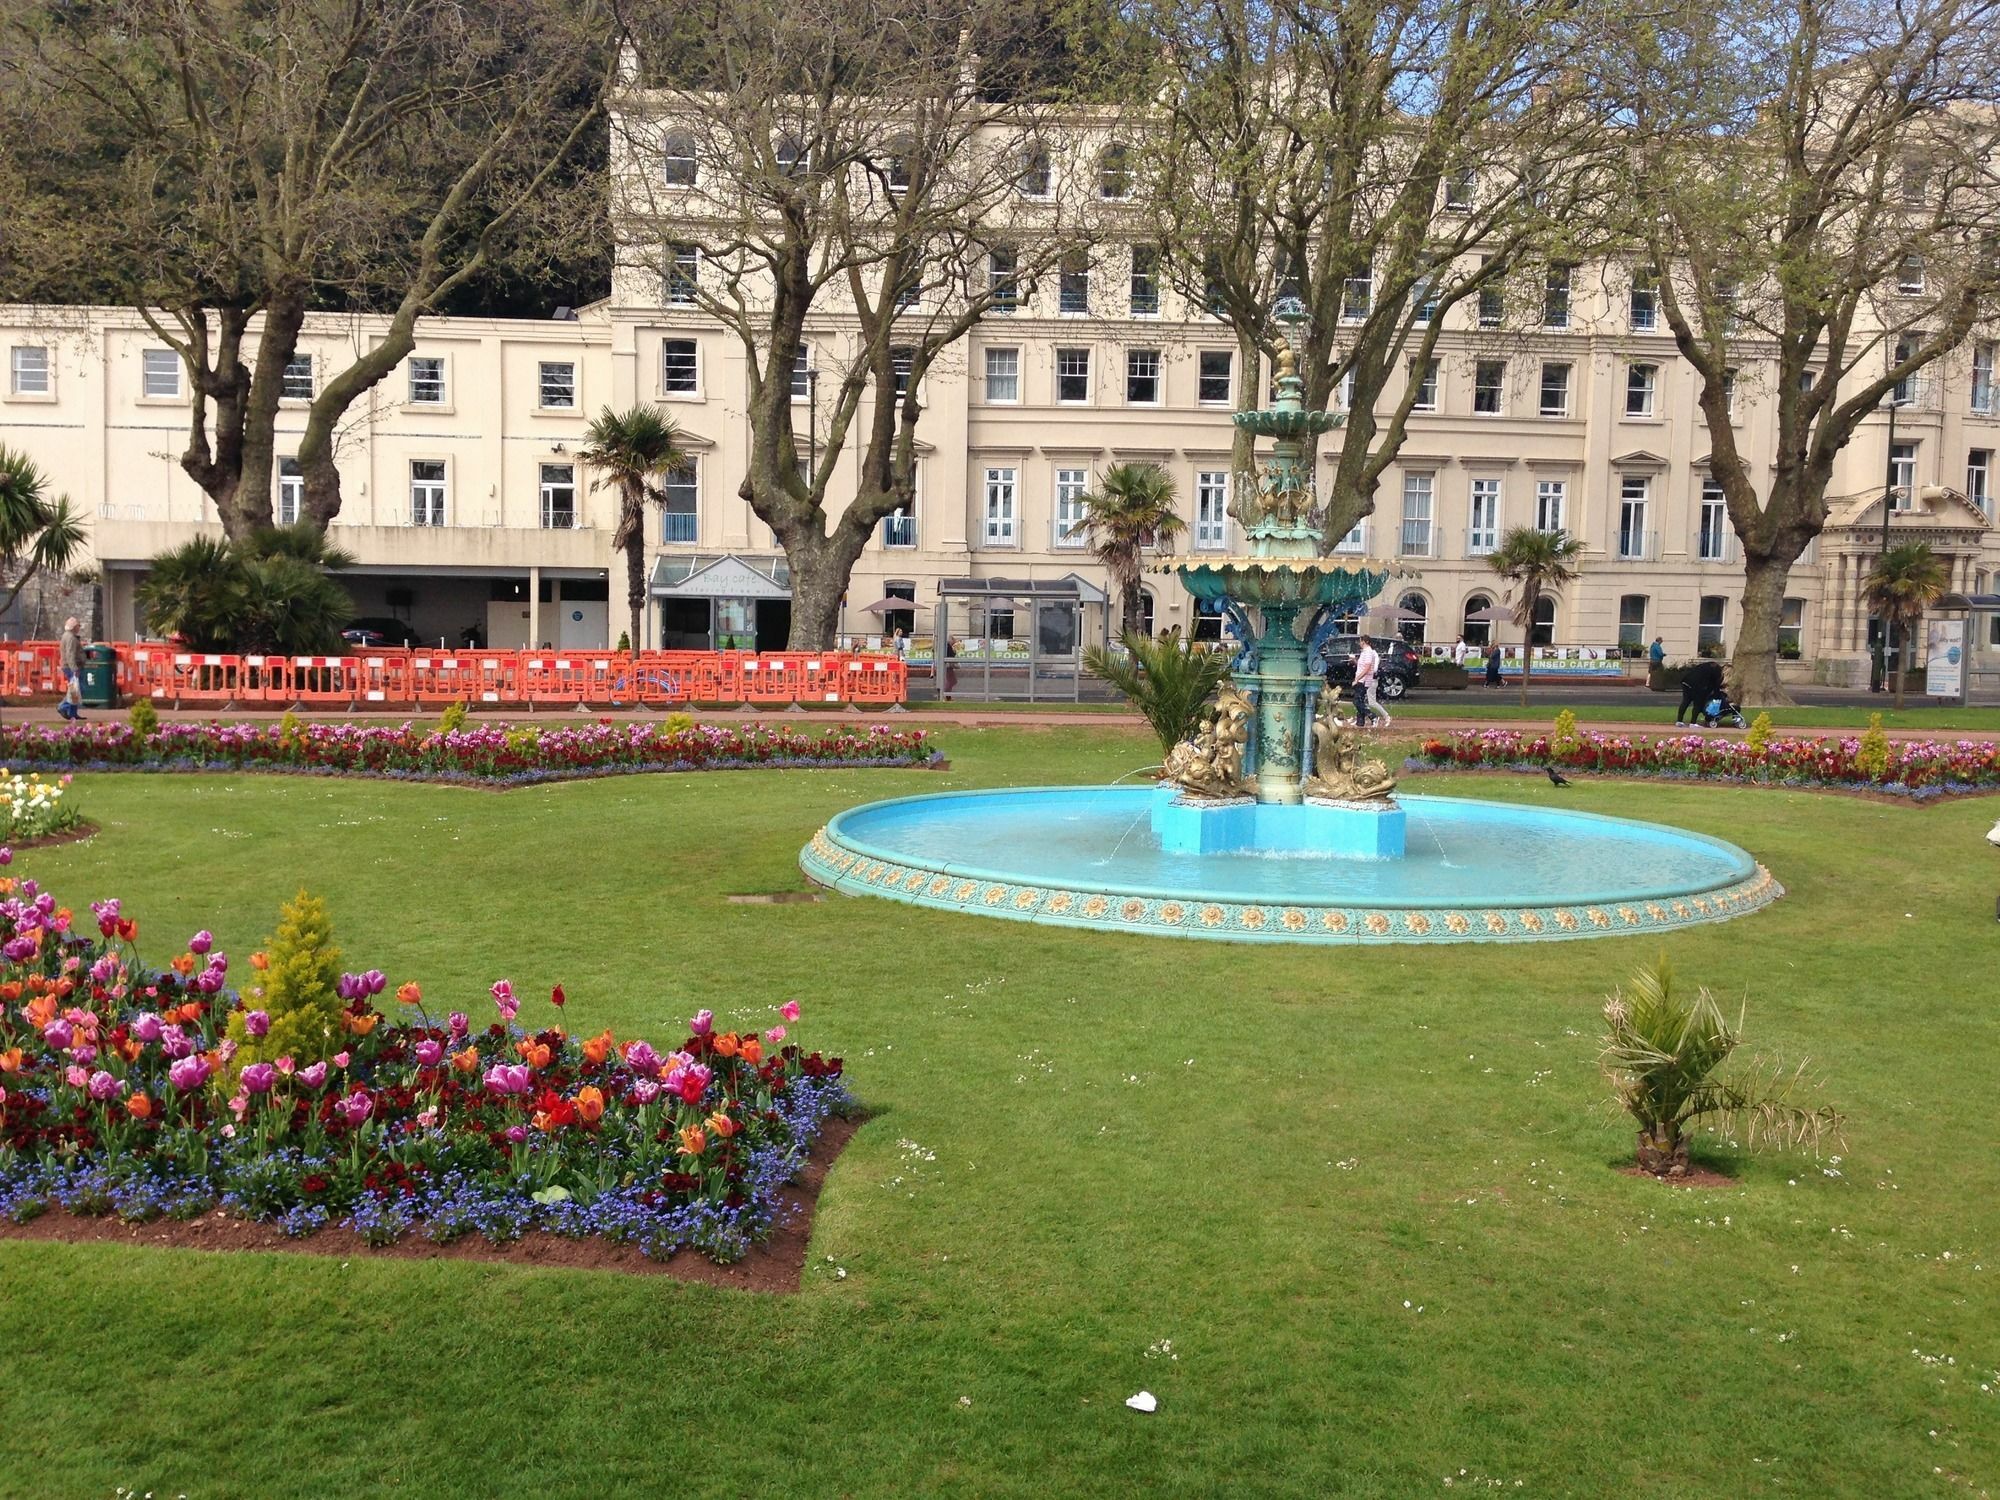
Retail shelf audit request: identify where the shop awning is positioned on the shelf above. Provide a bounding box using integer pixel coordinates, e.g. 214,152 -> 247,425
649,553 -> 791,599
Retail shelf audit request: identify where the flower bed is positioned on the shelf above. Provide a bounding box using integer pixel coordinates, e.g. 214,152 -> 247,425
0,769 -> 82,840
0,720 -> 937,785
0,871 -> 851,1265
1417,728 -> 2000,800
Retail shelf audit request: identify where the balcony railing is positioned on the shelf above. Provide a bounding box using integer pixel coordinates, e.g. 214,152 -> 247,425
881,514 -> 916,548
1695,532 -> 1738,564
540,507 -> 577,530
1464,528 -> 1497,557
1399,522 -> 1435,558
1614,529 -> 1658,561
661,510 -> 697,543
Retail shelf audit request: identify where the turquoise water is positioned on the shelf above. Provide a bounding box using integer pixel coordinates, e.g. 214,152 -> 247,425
827,787 -> 1756,909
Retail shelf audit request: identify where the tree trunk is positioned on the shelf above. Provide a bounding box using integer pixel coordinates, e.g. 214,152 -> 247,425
1732,551 -> 1797,707
1517,586 -> 1536,706
1635,1127 -> 1689,1177
1892,619 -> 1908,708
781,525 -> 870,651
1121,582 -> 1143,638
625,532 -> 645,658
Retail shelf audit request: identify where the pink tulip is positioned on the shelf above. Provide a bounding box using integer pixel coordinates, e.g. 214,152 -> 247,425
779,1000 -> 801,1023
244,1009 -> 271,1038
332,1050 -> 351,1069
689,1009 -> 714,1036
765,1026 -> 787,1044
297,1062 -> 329,1091
239,1063 -> 276,1095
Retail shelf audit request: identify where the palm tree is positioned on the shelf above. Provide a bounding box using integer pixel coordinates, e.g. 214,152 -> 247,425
1863,541 -> 1951,708
1072,462 -> 1184,636
136,536 -> 245,649
136,525 -> 355,653
579,406 -> 687,657
1084,629 -> 1233,755
1485,526 -> 1584,706
0,445 -> 88,615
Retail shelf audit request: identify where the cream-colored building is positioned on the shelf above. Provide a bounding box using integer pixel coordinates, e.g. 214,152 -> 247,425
4,266 -> 1997,674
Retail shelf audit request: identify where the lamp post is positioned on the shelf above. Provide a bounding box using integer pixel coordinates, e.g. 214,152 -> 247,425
1875,396 -> 1908,691
806,366 -> 819,482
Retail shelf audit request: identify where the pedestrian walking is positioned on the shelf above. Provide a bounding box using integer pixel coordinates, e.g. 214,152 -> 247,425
58,616 -> 85,721
1484,645 -> 1503,687
1450,634 -> 1468,667
1354,637 -> 1390,727
1675,658 -> 1726,725
943,637 -> 958,700
1648,635 -> 1665,670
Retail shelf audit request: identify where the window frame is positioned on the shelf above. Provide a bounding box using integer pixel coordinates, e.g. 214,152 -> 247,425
539,462 -> 578,530
1058,251 -> 1091,315
536,359 -> 578,411
280,353 -> 315,402
276,457 -> 304,526
141,348 -> 182,400
1194,470 -> 1230,551
1968,448 -> 1993,520
660,340 -> 699,398
1125,347 -> 1162,406
983,346 -> 1020,404
662,132 -> 698,187
1617,474 -> 1651,559
1399,471 -> 1435,557
665,242 -> 700,305
1097,143 -> 1132,200
661,459 -> 699,543
1053,467 -> 1089,548
1054,347 -> 1092,405
7,345 -> 51,398
1467,477 -> 1501,555
1538,361 -> 1572,417
1542,264 -> 1572,329
1629,268 -> 1659,331
1534,478 -> 1566,533
407,355 -> 447,408
409,459 -> 447,527
1410,358 -> 1440,412
982,465 -> 1018,545
1472,359 -> 1506,416
1625,362 -> 1658,418
1129,245 -> 1161,317
1697,476 -> 1730,560
1197,350 -> 1233,406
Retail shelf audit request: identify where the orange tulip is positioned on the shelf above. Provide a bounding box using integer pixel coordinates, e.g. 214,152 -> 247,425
581,1029 -> 615,1065
126,1092 -> 153,1120
677,1124 -> 708,1156
117,1038 -> 142,1063
514,1040 -> 552,1069
169,953 -> 196,977
249,952 -> 269,972
341,1011 -> 379,1036
25,995 -> 57,1028
451,1046 -> 480,1073
712,1032 -> 740,1059
0,1048 -> 22,1074
173,1003 -> 203,1024
574,1085 -> 605,1124
395,981 -> 422,1006
0,982 -> 18,1003
739,1039 -> 762,1065
705,1110 -> 739,1139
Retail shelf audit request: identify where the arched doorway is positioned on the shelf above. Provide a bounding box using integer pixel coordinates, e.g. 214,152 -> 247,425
1462,593 -> 1494,648
1397,590 -> 1429,647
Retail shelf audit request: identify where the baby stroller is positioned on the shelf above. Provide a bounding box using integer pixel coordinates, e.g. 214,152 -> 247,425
1692,693 -> 1746,729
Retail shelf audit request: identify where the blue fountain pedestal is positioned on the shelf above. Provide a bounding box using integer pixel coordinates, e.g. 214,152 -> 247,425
1149,784 -> 1406,858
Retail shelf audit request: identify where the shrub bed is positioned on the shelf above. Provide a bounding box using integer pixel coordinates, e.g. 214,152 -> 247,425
0,875 -> 851,1263
1418,727 -> 2000,800
0,720 -> 937,785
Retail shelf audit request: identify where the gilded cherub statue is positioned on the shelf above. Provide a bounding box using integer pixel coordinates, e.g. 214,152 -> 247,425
1162,681 -> 1255,798
1304,693 -> 1396,802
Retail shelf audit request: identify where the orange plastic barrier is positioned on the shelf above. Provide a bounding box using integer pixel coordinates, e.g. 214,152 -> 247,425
1,641 -> 907,709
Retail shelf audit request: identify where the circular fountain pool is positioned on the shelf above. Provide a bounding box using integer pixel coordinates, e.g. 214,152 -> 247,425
800,787 -> 1780,944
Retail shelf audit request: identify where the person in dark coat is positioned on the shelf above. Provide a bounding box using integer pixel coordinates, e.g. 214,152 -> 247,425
1484,646 -> 1503,687
1676,658 -> 1726,725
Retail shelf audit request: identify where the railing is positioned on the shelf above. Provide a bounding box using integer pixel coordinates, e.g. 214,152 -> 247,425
881,514 -> 917,548
1464,529 -> 1497,557
1,643 -> 909,710
661,511 -> 698,543
1695,532 -> 1739,564
1613,529 -> 1659,561
1398,523 -> 1435,557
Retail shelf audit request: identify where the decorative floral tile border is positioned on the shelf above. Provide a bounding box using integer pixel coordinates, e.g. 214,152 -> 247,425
798,827 -> 1783,945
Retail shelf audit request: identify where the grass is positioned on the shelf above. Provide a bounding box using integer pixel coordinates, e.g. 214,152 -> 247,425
4,726 -> 1998,1498
1400,696 -> 2000,732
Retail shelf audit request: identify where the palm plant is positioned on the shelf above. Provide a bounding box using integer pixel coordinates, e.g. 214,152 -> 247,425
1084,628 -> 1232,756
136,526 -> 354,653
1072,462 -> 1184,636
135,536 -> 245,649
0,445 -> 89,614
579,406 -> 687,657
1863,541 -> 1951,708
1484,526 -> 1583,706
1600,955 -> 1841,1176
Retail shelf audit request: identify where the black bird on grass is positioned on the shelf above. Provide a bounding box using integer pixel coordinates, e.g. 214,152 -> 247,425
1545,765 -> 1572,788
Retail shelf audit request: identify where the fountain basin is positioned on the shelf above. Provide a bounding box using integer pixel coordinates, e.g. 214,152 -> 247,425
1152,789 -> 1406,858
800,786 -> 1781,944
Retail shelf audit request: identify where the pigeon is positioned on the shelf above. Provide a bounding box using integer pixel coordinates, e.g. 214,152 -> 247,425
1545,766 -> 1572,788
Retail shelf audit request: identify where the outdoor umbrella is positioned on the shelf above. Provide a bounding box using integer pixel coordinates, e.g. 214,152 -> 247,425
1462,604 -> 1513,622
858,597 -> 924,614
1365,604 -> 1427,624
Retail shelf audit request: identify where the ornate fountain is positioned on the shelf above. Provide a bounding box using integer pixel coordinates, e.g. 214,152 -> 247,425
1151,297 -> 1405,855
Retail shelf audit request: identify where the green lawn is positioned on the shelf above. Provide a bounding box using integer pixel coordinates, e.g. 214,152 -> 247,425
4,728 -> 1997,1498
1401,696 -> 2000,732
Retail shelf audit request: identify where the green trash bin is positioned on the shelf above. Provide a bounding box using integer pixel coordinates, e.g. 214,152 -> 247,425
79,642 -> 118,709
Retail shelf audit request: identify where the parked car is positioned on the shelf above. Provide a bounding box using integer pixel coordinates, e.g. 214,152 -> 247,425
341,617 -> 420,649
1321,634 -> 1423,700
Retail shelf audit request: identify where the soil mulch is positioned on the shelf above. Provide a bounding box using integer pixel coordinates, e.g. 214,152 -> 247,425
0,1114 -> 860,1291
3,820 -> 100,849
1618,1163 -> 1738,1189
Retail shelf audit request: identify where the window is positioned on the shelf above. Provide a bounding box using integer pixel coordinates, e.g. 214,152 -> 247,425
890,347 -> 914,398
1467,478 -> 1500,555
985,347 -> 1019,403
1462,593 -> 1494,647
1477,259 -> 1504,328
662,461 -> 698,542
281,354 -> 314,401
1698,595 -> 1727,656
1017,146 -> 1051,198
141,349 -> 181,399
1396,592 -> 1428,646
1410,275 -> 1438,325
662,132 -> 697,187
775,134 -> 809,176
1129,246 -> 1160,316
1274,247 -> 1301,302
1137,589 -> 1155,638
790,347 -> 813,401
1618,595 -> 1648,651
8,346 -> 49,396
1055,347 -> 1091,404
1538,362 -> 1571,416
1342,265 -> 1372,321
1892,335 -> 1920,405
538,360 -> 576,409
1126,348 -> 1161,404
1617,475 -> 1650,559
665,243 -> 699,305
1897,256 -> 1926,296
1542,264 -> 1571,328
1534,478 -> 1566,533
1399,473 -> 1434,557
1712,277 -> 1740,334
1097,143 -> 1132,199
539,463 -> 577,529
1630,268 -> 1659,331
1198,350 -> 1232,405
884,136 -> 913,194
983,466 -> 1017,543
1969,449 -> 1993,521
277,458 -> 303,525
1410,358 -> 1439,412
1971,342 -> 1995,414
1054,467 -> 1089,547
408,356 -> 445,406
1336,368 -> 1354,410
661,340 -> 697,396
1195,471 -> 1229,550
1719,367 -> 1738,417
410,460 -> 446,527
1698,477 -> 1729,560
1625,362 -> 1657,418
1059,252 -> 1090,314
1444,165 -> 1477,210
1331,516 -> 1366,553
987,246 -> 1018,314
1890,440 -> 1916,507
1778,598 -> 1805,657
1473,360 -> 1505,415
1202,252 -> 1227,318
1193,597 -> 1226,643
881,501 -> 916,548
1530,596 -> 1556,647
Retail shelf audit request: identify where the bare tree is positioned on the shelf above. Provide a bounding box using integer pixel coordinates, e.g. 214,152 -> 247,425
0,0 -> 613,538
1600,0 -> 2000,704
1131,0 -> 1613,546
616,0 -> 1102,647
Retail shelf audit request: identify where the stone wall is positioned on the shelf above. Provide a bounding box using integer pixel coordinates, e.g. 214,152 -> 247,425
0,564 -> 101,642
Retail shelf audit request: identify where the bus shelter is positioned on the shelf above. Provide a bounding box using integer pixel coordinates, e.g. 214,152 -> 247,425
933,575 -> 1112,702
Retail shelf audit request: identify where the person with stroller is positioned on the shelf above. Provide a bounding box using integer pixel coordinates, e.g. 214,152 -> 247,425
1674,657 -> 1743,728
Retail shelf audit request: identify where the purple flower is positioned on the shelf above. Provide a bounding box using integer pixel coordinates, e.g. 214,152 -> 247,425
297,1062 -> 329,1091
89,954 -> 119,985
86,1069 -> 121,1101
239,1063 -> 276,1095
504,1124 -> 528,1144
490,980 -> 519,1024
483,1063 -> 532,1096
629,1077 -> 661,1105
3,935 -> 37,963
414,1039 -> 444,1067
72,1043 -> 97,1066
337,973 -> 361,1002
362,969 -> 386,996
168,1055 -> 211,1092
188,930 -> 213,955
42,1018 -> 73,1050
333,1089 -> 373,1126
621,1039 -> 662,1077
159,1024 -> 193,1060
448,1011 -> 469,1038
244,1009 -> 271,1038
689,1009 -> 714,1037
65,1064 -> 89,1088
0,847 -> 10,866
